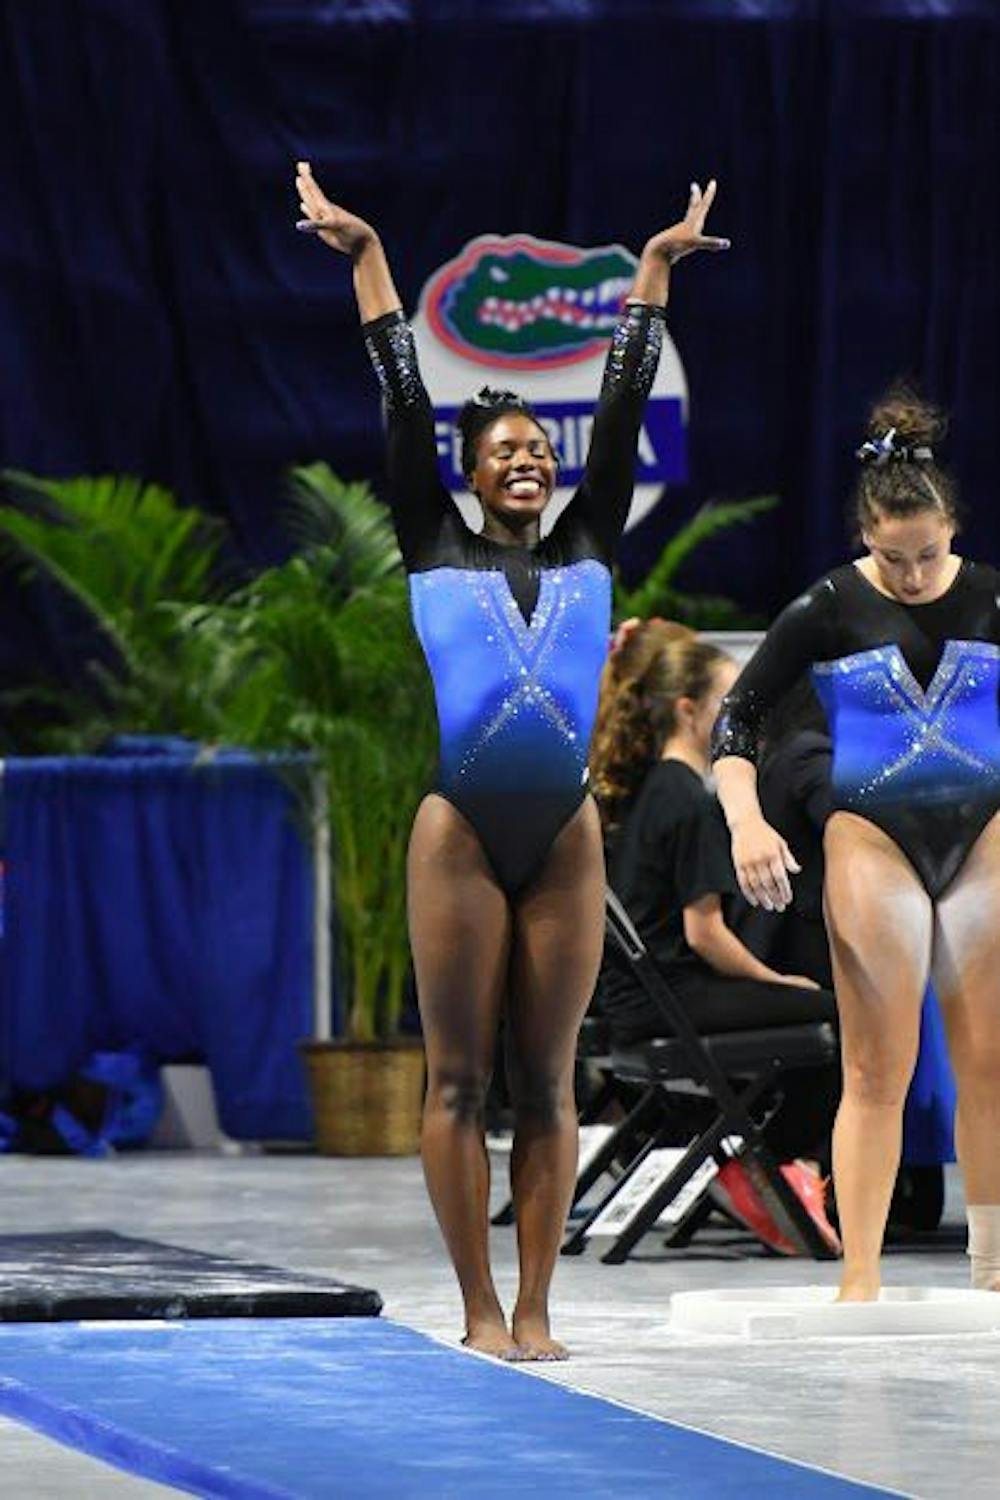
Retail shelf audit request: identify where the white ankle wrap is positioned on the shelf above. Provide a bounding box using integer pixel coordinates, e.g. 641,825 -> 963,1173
967,1205 -> 1000,1290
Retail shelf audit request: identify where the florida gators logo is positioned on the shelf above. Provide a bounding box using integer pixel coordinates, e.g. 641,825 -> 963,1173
421,235 -> 638,370
413,232 -> 688,530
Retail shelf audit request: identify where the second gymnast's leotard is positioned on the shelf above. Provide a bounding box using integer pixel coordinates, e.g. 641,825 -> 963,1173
363,302 -> 665,894
712,560 -> 1000,898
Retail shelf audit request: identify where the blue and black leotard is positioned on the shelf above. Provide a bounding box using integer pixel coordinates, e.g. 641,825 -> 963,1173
712,560 -> 1000,898
363,303 -> 665,894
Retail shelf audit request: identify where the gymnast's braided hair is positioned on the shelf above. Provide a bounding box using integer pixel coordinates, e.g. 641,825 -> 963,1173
456,386 -> 553,479
853,382 -> 958,535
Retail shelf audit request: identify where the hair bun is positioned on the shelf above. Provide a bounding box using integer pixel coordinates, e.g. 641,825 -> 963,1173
852,381 -> 958,530
471,385 -> 522,408
456,386 -> 546,478
867,382 -> 946,451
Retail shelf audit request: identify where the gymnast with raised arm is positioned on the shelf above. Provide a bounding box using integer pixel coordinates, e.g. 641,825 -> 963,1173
295,162 -> 728,1358
711,388 -> 1000,1300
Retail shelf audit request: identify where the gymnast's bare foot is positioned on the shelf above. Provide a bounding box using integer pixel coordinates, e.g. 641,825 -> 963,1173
836,1271 -> 880,1302
512,1308 -> 569,1361
461,1317 -> 523,1361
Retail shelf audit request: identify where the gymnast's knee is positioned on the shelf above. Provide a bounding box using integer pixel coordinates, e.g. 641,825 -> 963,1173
840,1054 -> 913,1111
426,1070 -> 491,1128
507,1069 -> 573,1130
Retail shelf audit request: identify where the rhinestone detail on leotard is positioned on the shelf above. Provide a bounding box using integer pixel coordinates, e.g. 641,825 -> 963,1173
603,304 -> 666,396
811,640 -> 1000,802
364,317 -> 422,410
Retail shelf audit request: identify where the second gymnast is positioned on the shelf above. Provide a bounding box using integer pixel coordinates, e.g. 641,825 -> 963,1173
712,388 -> 1000,1300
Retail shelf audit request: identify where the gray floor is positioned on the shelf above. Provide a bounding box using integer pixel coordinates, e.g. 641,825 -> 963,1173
0,1148 -> 995,1498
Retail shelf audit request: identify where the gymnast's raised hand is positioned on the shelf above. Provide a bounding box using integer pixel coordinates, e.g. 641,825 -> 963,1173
295,161 -> 401,322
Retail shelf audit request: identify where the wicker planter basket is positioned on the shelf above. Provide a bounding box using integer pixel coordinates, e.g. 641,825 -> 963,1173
300,1038 -> 425,1156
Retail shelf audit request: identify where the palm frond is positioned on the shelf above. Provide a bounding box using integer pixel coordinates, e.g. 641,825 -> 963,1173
615,580 -> 768,630
618,495 -> 778,621
1,470 -> 223,612
0,514 -> 137,672
281,464 -> 402,598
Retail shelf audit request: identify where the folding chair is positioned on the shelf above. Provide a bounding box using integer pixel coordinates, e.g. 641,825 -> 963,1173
561,889 -> 840,1264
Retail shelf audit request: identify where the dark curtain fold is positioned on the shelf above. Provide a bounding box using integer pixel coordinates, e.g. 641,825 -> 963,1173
0,1 -> 997,625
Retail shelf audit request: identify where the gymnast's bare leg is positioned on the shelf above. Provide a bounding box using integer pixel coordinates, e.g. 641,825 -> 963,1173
407,794 -> 518,1358
823,811 -> 931,1301
932,811 -> 1000,1289
505,797 -> 606,1359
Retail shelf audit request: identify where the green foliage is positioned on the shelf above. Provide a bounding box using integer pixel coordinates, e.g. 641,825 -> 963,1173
616,495 -> 779,628
281,462 -> 402,597
0,466 -> 434,1041
0,473 -> 232,747
1,471 -> 224,654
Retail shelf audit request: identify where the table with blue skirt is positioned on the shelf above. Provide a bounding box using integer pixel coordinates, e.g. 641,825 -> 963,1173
0,738 -> 327,1141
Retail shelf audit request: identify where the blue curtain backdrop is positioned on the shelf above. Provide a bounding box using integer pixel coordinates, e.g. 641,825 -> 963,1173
0,1 -> 997,628
0,748 -> 316,1140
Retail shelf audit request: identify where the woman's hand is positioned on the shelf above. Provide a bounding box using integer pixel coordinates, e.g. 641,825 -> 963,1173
644,179 -> 730,265
294,160 -> 401,320
295,161 -> 378,258
774,973 -> 821,992
730,814 -> 800,912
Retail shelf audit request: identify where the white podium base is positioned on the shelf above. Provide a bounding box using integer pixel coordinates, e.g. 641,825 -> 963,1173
670,1285 -> 1000,1340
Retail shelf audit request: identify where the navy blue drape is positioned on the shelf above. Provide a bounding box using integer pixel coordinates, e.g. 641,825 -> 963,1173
0,748 -> 316,1140
0,2 -> 997,621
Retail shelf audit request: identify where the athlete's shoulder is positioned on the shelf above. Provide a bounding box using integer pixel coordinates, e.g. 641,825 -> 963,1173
961,558 -> 1000,593
955,560 -> 1000,631
817,563 -> 859,597
774,569 -> 842,625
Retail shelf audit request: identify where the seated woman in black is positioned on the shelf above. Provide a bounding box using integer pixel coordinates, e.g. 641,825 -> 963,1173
589,613 -> 696,849
590,625 -> 840,1250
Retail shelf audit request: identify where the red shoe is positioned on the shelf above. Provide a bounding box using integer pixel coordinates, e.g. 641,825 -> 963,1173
713,1159 -> 842,1256
713,1159 -> 797,1255
780,1161 -> 842,1255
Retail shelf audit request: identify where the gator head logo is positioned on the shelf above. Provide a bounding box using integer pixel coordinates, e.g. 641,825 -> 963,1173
421,235 -> 638,371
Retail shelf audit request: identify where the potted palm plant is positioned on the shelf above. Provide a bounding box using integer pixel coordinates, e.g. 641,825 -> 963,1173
198,466 -> 436,1154
0,466 -> 435,1154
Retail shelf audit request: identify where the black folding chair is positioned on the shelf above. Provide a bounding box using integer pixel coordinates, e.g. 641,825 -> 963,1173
561,890 -> 840,1264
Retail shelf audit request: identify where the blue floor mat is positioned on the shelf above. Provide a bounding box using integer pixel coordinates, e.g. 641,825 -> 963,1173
0,1317 -> 897,1499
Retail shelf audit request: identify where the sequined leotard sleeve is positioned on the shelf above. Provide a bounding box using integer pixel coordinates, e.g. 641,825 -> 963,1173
364,303 -> 666,893
560,300 -> 666,559
363,311 -> 453,571
712,562 -> 1000,896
